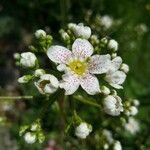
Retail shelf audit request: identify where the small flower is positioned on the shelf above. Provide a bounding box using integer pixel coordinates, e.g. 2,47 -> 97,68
101,86 -> 111,95
113,141 -> 122,150
18,75 -> 32,83
103,95 -> 123,116
24,132 -> 36,144
101,15 -> 113,29
34,74 -> 59,94
47,38 -> 111,95
129,106 -> 138,116
120,63 -> 129,73
105,57 -> 126,89
13,53 -> 20,60
34,69 -> 45,77
108,39 -> 118,51
20,52 -> 37,68
124,117 -> 140,135
70,23 -> 91,39
35,29 -> 46,38
75,122 -> 92,139
102,129 -> 114,144
133,99 -> 140,106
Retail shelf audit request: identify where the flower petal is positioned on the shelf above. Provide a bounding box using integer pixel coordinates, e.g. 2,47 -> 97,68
88,54 -> 111,74
105,71 -> 126,86
110,56 -> 122,72
59,73 -> 80,95
80,74 -> 100,95
47,46 -> 72,64
72,38 -> 93,58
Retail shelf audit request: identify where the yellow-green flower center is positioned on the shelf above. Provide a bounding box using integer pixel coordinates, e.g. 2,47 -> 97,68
68,59 -> 87,76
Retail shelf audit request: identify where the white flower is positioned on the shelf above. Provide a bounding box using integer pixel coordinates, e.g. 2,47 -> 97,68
24,132 -> 36,144
34,74 -> 59,94
75,122 -> 92,139
129,106 -> 138,116
34,69 -> 45,77
133,99 -> 140,106
120,63 -> 129,73
101,15 -> 113,29
70,23 -> 91,39
105,57 -> 126,89
125,117 -> 140,135
35,29 -> 46,38
103,129 -> 114,144
113,141 -> 122,150
20,52 -> 37,67
18,75 -> 32,83
103,95 -> 123,116
108,39 -> 118,51
47,38 -> 111,95
101,86 -> 110,95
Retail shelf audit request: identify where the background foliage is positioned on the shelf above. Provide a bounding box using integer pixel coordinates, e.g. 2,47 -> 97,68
0,0 -> 150,149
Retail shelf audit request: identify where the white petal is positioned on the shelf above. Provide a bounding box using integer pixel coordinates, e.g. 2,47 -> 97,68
110,56 -> 122,72
72,38 -> 93,58
47,46 -> 72,64
59,73 -> 80,95
110,83 -> 123,89
105,71 -> 126,85
80,74 -> 100,95
88,54 -> 111,74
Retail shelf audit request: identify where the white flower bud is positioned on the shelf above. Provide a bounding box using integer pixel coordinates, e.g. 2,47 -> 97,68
68,23 -> 76,29
124,117 -> 140,135
101,37 -> 108,44
103,95 -> 123,116
20,52 -> 37,68
75,122 -> 92,139
120,63 -> 129,73
34,69 -> 45,77
101,15 -> 113,29
101,86 -> 110,95
111,53 -> 117,59
18,75 -> 32,83
133,99 -> 140,106
113,141 -> 122,150
61,32 -> 70,40
35,29 -> 46,38
108,39 -> 118,51
71,23 -> 91,39
129,106 -> 138,116
24,132 -> 36,144
34,74 -> 59,94
14,53 -> 20,59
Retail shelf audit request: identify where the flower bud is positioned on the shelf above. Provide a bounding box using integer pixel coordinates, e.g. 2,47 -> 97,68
18,75 -> 32,83
13,53 -> 20,60
35,29 -> 46,38
120,63 -> 129,73
24,132 -> 36,144
34,69 -> 45,77
108,39 -> 118,51
113,141 -> 122,150
133,99 -> 140,106
101,86 -> 110,95
129,106 -> 138,116
20,52 -> 37,68
75,122 -> 92,139
103,95 -> 123,116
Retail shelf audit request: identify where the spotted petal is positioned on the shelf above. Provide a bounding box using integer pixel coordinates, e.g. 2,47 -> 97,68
110,56 -> 122,72
105,71 -> 126,88
59,73 -> 80,95
88,54 -> 111,74
47,46 -> 72,64
80,73 -> 100,95
72,38 -> 93,58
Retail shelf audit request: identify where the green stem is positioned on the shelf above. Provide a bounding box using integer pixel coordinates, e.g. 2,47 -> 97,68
73,95 -> 101,109
0,96 -> 33,100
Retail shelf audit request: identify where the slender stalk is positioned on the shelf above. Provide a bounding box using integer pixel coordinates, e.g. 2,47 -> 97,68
73,95 -> 101,109
0,96 -> 33,100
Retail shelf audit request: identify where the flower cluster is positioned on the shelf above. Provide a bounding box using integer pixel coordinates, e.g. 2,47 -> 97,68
15,23 -> 140,148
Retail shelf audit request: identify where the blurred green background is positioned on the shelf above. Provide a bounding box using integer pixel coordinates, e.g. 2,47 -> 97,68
0,0 -> 150,149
